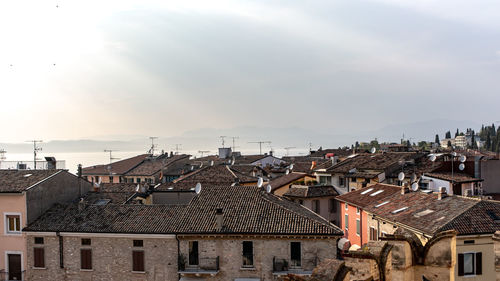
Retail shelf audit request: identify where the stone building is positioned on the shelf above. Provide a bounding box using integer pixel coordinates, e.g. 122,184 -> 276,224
23,185 -> 343,281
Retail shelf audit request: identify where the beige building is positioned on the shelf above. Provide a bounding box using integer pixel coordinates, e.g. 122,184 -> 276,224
23,185 -> 342,281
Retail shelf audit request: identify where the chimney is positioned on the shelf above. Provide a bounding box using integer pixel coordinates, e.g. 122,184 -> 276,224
78,198 -> 85,211
216,208 -> 223,231
77,164 -> 82,178
401,185 -> 409,195
438,187 -> 447,200
269,150 -> 273,156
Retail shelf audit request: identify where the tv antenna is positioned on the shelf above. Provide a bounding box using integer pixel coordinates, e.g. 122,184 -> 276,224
26,140 -> 43,170
198,150 -> 210,157
148,137 -> 158,155
174,144 -> 182,155
104,149 -> 120,164
248,141 -> 271,155
284,147 -> 296,156
219,136 -> 227,148
231,136 -> 239,151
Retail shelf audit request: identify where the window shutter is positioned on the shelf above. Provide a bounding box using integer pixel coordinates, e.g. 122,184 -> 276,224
81,249 -> 92,270
458,253 -> 464,276
476,252 -> 482,275
34,248 -> 45,268
133,251 -> 144,272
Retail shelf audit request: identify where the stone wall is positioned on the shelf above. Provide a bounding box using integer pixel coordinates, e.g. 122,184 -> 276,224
26,234 -> 178,281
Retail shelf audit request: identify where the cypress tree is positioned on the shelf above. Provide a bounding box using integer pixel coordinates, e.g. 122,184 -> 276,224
435,134 -> 440,144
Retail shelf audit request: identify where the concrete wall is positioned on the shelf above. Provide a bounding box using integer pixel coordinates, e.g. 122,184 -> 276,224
480,159 -> 500,194
26,171 -> 92,224
178,236 -> 338,281
25,234 -> 178,281
298,196 -> 339,226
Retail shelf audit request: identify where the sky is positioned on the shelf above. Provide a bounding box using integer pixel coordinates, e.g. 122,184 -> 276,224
1,0 -> 500,143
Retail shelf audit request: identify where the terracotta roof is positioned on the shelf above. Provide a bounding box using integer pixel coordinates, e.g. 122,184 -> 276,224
156,165 -> 258,191
284,185 -> 339,198
269,172 -> 310,191
423,172 -> 483,183
82,154 -> 149,175
365,191 -> 478,236
309,149 -> 355,159
335,183 -> 402,208
440,200 -> 500,235
326,152 -> 423,174
98,183 -> 144,192
24,185 -> 343,236
0,169 -> 63,193
126,154 -> 190,176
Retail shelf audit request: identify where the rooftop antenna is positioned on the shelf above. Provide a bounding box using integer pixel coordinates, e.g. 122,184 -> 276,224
148,137 -> 158,155
220,136 -> 227,148
231,136 -> 239,151
198,150 -> 210,157
104,149 -> 120,164
284,147 -> 296,156
248,141 -> 271,155
26,140 -> 43,170
174,144 -> 182,155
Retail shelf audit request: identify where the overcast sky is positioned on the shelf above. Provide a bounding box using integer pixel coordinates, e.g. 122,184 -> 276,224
1,0 -> 499,143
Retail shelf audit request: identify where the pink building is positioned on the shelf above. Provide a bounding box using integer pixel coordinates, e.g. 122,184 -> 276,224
0,169 -> 90,280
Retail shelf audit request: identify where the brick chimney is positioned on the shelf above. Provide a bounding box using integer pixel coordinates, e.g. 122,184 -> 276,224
216,208 -> 223,231
438,187 -> 447,200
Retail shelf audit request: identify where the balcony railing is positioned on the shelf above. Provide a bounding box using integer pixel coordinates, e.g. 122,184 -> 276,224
0,269 -> 26,281
178,256 -> 219,274
272,256 -> 318,274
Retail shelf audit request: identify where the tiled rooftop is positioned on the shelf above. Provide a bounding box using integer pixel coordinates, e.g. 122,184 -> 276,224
126,154 -> 190,176
268,172 -> 310,191
0,169 -> 63,193
440,200 -> 500,235
284,185 -> 339,198
82,154 -> 149,175
335,184 -> 402,208
423,172 -> 483,183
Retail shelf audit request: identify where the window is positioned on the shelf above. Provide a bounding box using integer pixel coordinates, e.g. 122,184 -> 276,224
329,199 -> 336,213
369,227 -> 378,241
133,240 -> 143,247
136,178 -> 141,183
34,237 -> 44,244
458,252 -> 482,276
356,219 -> 360,236
6,214 -> 21,234
339,177 -> 345,187
188,241 -> 199,266
95,176 -> 99,183
242,241 -> 253,267
356,207 -> 360,214
345,203 -> 348,210
34,248 -> 45,268
345,214 -> 349,230
313,200 -> 320,213
81,238 -> 91,246
132,251 -> 145,272
290,242 -> 301,267
80,249 -> 92,270
109,176 -> 113,182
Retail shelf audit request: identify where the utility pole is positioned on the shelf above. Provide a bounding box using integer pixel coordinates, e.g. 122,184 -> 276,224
26,140 -> 43,170
248,141 -> 271,155
284,147 -> 296,157
104,149 -> 119,164
231,136 -> 239,151
198,150 -> 210,157
219,136 -> 227,148
148,137 -> 158,155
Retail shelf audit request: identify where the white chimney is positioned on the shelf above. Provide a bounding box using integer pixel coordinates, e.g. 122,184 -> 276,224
438,187 -> 447,200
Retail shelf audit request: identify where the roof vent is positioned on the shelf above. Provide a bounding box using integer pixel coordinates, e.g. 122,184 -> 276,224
370,190 -> 384,197
392,207 -> 408,214
360,188 -> 374,195
23,173 -> 32,177
375,201 -> 389,208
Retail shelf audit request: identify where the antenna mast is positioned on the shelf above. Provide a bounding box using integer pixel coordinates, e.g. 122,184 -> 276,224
248,141 -> 271,155
148,136 -> 158,155
284,146 -> 296,156
104,149 -> 120,164
231,136 -> 239,151
26,140 -> 43,170
174,144 -> 182,155
219,136 -> 227,148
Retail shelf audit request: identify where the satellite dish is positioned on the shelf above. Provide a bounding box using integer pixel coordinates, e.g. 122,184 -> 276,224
411,182 -> 419,191
398,172 -> 405,181
199,163 -> 203,168
257,177 -> 263,188
459,163 -> 465,171
266,184 -> 272,193
459,155 -> 466,163
452,152 -> 457,157
289,164 -> 294,170
285,169 -> 290,175
231,182 -> 236,186
231,157 -> 235,165
135,184 -> 140,192
210,160 -> 214,166
195,183 -> 202,194
370,147 -> 376,154
430,155 -> 437,162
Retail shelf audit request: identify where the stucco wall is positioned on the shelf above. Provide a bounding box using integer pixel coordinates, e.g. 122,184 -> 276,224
455,236 -> 496,281
0,193 -> 27,272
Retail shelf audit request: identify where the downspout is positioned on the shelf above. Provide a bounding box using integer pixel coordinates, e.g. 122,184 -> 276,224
176,234 -> 180,281
360,210 -> 363,245
57,232 -> 64,269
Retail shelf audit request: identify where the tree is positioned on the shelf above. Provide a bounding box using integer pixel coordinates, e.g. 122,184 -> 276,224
447,140 -> 452,148
486,134 -> 491,150
445,131 -> 451,139
355,141 -> 359,148
435,134 -> 440,144
471,133 -> 477,149
455,128 -> 459,138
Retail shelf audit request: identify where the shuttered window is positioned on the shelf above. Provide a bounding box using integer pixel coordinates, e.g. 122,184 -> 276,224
132,251 -> 145,272
34,248 -> 45,268
369,227 -> 378,241
81,249 -> 92,270
458,252 -> 482,276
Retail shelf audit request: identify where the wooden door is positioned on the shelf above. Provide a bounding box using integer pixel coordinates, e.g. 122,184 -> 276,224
8,254 -> 22,280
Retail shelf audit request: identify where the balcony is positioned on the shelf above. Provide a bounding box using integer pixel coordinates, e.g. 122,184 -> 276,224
272,256 -> 318,276
0,270 -> 26,281
178,256 -> 219,276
